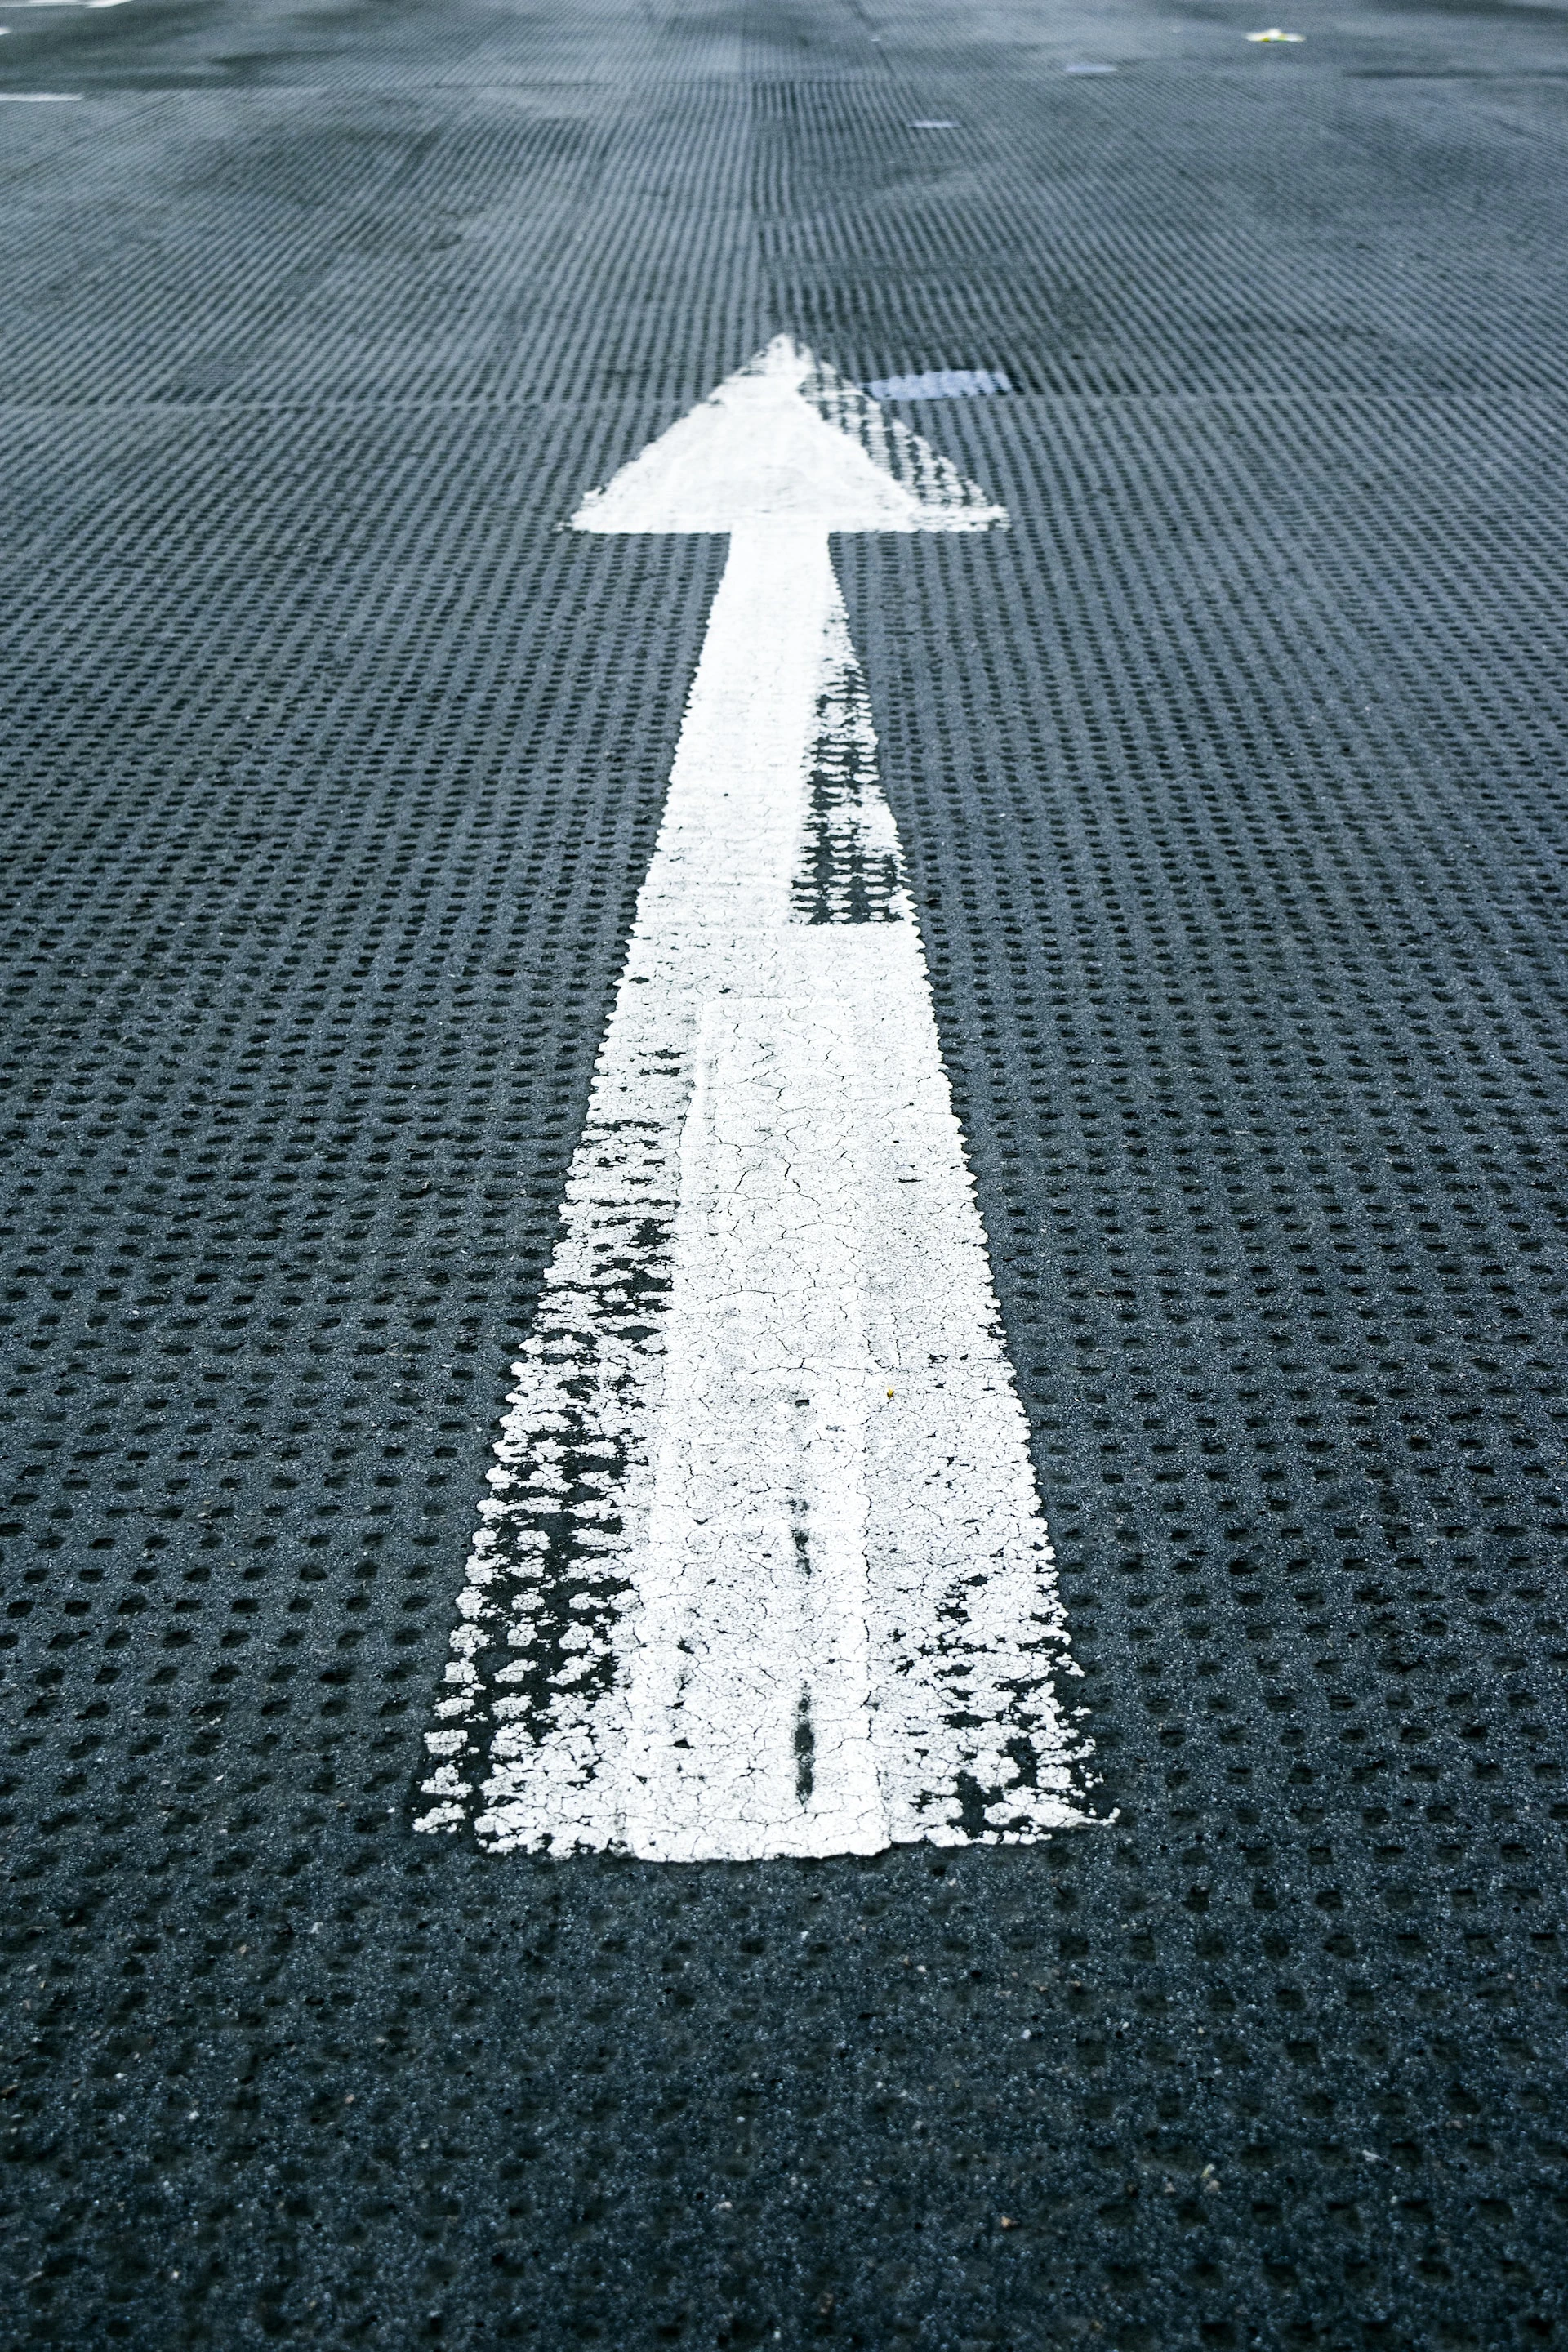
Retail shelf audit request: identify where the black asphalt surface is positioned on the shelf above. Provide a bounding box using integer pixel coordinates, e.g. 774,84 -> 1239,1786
5,0 -> 1568,2341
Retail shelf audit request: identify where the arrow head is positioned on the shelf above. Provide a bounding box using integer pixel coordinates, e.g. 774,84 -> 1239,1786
572,336 -> 1007,536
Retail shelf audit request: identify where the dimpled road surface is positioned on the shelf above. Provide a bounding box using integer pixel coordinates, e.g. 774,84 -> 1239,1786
3,0 -> 1568,2342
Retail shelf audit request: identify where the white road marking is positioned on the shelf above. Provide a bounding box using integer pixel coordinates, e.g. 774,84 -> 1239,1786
419,339 -> 1094,1860
864,367 -> 1012,402
0,88 -> 82,96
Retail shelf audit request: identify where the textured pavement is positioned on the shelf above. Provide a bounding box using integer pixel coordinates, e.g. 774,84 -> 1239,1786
4,0 -> 1568,2341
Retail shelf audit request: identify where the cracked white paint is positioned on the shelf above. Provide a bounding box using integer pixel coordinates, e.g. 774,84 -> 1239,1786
417,340 -> 1093,1860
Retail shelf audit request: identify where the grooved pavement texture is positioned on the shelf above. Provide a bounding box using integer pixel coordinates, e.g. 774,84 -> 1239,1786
3,0 -> 1568,2342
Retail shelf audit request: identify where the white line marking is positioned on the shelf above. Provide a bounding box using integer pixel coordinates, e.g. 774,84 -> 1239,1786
0,88 -> 82,96
419,340 -> 1094,1860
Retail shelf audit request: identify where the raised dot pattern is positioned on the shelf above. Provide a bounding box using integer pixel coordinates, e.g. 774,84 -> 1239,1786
2,0 -> 1567,2337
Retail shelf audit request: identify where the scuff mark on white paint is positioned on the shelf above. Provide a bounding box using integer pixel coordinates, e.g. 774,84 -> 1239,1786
418,341 -> 1094,1860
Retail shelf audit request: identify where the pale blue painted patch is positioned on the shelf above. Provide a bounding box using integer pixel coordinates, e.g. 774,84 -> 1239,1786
863,368 -> 1012,403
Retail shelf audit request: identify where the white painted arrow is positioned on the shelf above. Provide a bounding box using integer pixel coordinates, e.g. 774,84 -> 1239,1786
419,337 -> 1093,1860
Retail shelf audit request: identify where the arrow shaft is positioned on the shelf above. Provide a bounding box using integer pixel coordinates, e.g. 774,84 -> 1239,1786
614,531 -> 882,1859
421,528 -> 1088,1858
